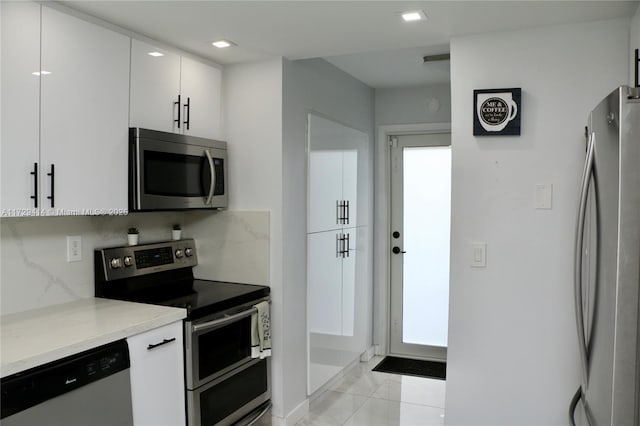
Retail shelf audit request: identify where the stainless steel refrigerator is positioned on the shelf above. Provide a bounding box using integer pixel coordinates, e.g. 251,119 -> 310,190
571,85 -> 640,425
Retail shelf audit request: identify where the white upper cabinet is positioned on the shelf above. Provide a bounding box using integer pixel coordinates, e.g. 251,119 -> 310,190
180,56 -> 223,140
1,4 -> 129,216
1,1 -> 42,214
130,39 -> 223,140
130,39 -> 181,134
40,6 -> 130,214
307,114 -> 368,233
308,150 -> 344,233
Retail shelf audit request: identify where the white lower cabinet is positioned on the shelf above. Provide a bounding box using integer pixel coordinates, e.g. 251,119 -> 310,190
127,321 -> 185,426
308,228 -> 360,337
308,231 -> 344,335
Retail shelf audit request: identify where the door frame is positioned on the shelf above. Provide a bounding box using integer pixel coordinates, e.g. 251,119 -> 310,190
373,123 -> 451,358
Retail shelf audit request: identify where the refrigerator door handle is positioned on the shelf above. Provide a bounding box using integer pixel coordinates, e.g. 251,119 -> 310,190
574,131 -> 595,390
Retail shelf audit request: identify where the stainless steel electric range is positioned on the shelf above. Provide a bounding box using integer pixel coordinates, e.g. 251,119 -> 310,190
94,239 -> 271,426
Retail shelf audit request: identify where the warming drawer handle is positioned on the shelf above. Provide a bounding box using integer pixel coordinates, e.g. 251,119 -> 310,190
192,300 -> 271,333
147,337 -> 176,351
246,402 -> 272,426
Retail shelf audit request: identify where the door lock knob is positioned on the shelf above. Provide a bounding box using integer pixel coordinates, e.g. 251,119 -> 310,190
392,247 -> 406,254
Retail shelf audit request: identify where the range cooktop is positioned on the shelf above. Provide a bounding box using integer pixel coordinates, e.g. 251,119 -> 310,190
94,239 -> 269,321
147,279 -> 269,320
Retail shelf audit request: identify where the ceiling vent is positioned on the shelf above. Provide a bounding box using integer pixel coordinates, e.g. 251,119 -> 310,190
423,54 -> 450,63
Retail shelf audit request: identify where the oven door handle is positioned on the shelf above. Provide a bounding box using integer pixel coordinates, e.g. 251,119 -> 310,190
192,306 -> 256,333
204,149 -> 216,205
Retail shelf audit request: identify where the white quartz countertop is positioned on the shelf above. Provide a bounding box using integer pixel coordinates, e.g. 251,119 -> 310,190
1,298 -> 186,378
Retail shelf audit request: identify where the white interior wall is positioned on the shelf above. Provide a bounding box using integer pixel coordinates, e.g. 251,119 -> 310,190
222,58 -> 285,417
375,83 -> 451,126
282,58 -> 375,420
446,18 -> 629,425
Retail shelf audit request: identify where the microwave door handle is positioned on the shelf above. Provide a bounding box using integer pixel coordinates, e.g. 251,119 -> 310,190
204,149 -> 216,205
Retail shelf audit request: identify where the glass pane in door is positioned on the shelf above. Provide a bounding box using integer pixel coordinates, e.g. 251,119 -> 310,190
402,146 -> 451,347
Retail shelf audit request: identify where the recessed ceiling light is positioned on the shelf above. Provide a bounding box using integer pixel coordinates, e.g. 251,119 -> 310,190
32,70 -> 51,76
212,40 -> 235,49
401,10 -> 427,22
147,51 -> 164,57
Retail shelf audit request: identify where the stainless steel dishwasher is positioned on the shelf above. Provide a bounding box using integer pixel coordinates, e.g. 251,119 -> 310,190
1,339 -> 134,426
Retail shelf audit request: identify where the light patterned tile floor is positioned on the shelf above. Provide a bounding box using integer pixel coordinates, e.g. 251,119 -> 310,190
297,357 -> 446,426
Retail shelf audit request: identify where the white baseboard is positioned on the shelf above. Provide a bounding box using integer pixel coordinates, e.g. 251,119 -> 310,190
283,398 -> 309,426
360,346 -> 376,362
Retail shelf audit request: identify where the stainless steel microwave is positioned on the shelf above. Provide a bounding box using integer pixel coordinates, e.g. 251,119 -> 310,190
129,128 -> 228,211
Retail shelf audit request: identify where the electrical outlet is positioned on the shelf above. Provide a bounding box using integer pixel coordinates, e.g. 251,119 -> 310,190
67,235 -> 82,262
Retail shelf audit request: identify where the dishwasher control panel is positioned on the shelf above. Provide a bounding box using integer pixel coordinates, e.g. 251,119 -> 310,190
0,340 -> 130,420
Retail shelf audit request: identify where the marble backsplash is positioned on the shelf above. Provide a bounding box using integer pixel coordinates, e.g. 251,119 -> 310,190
0,210 -> 270,316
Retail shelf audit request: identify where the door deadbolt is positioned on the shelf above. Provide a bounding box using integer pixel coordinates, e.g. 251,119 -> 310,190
392,231 -> 400,239
392,246 -> 406,254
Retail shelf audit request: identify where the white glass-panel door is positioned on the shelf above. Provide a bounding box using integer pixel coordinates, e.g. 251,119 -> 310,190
389,133 -> 451,360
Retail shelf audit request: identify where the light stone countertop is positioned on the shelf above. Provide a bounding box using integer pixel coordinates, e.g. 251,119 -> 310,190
1,298 -> 186,377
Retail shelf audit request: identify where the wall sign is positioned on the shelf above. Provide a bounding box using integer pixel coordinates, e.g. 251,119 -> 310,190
474,88 -> 521,136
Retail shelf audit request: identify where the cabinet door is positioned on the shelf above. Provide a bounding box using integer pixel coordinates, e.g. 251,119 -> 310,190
1,1 -> 41,214
341,230 -> 356,337
308,150 -> 343,233
342,150 -> 358,228
40,7 -> 130,214
130,39 -> 181,133
128,321 -> 186,426
308,231 -> 343,335
180,56 -> 222,140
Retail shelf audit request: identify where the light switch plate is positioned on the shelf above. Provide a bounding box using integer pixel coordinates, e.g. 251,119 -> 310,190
535,183 -> 553,209
67,235 -> 82,262
471,242 -> 486,268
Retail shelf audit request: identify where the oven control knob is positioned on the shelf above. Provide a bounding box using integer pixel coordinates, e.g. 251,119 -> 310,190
175,249 -> 184,259
185,248 -> 193,257
110,258 -> 122,269
123,256 -> 133,267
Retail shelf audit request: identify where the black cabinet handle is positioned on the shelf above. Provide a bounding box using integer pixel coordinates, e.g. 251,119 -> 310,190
174,94 -> 181,129
345,200 -> 350,225
30,162 -> 38,208
635,48 -> 639,88
183,97 -> 190,130
337,200 -> 347,225
47,164 -> 55,208
345,233 -> 350,257
147,337 -> 176,351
